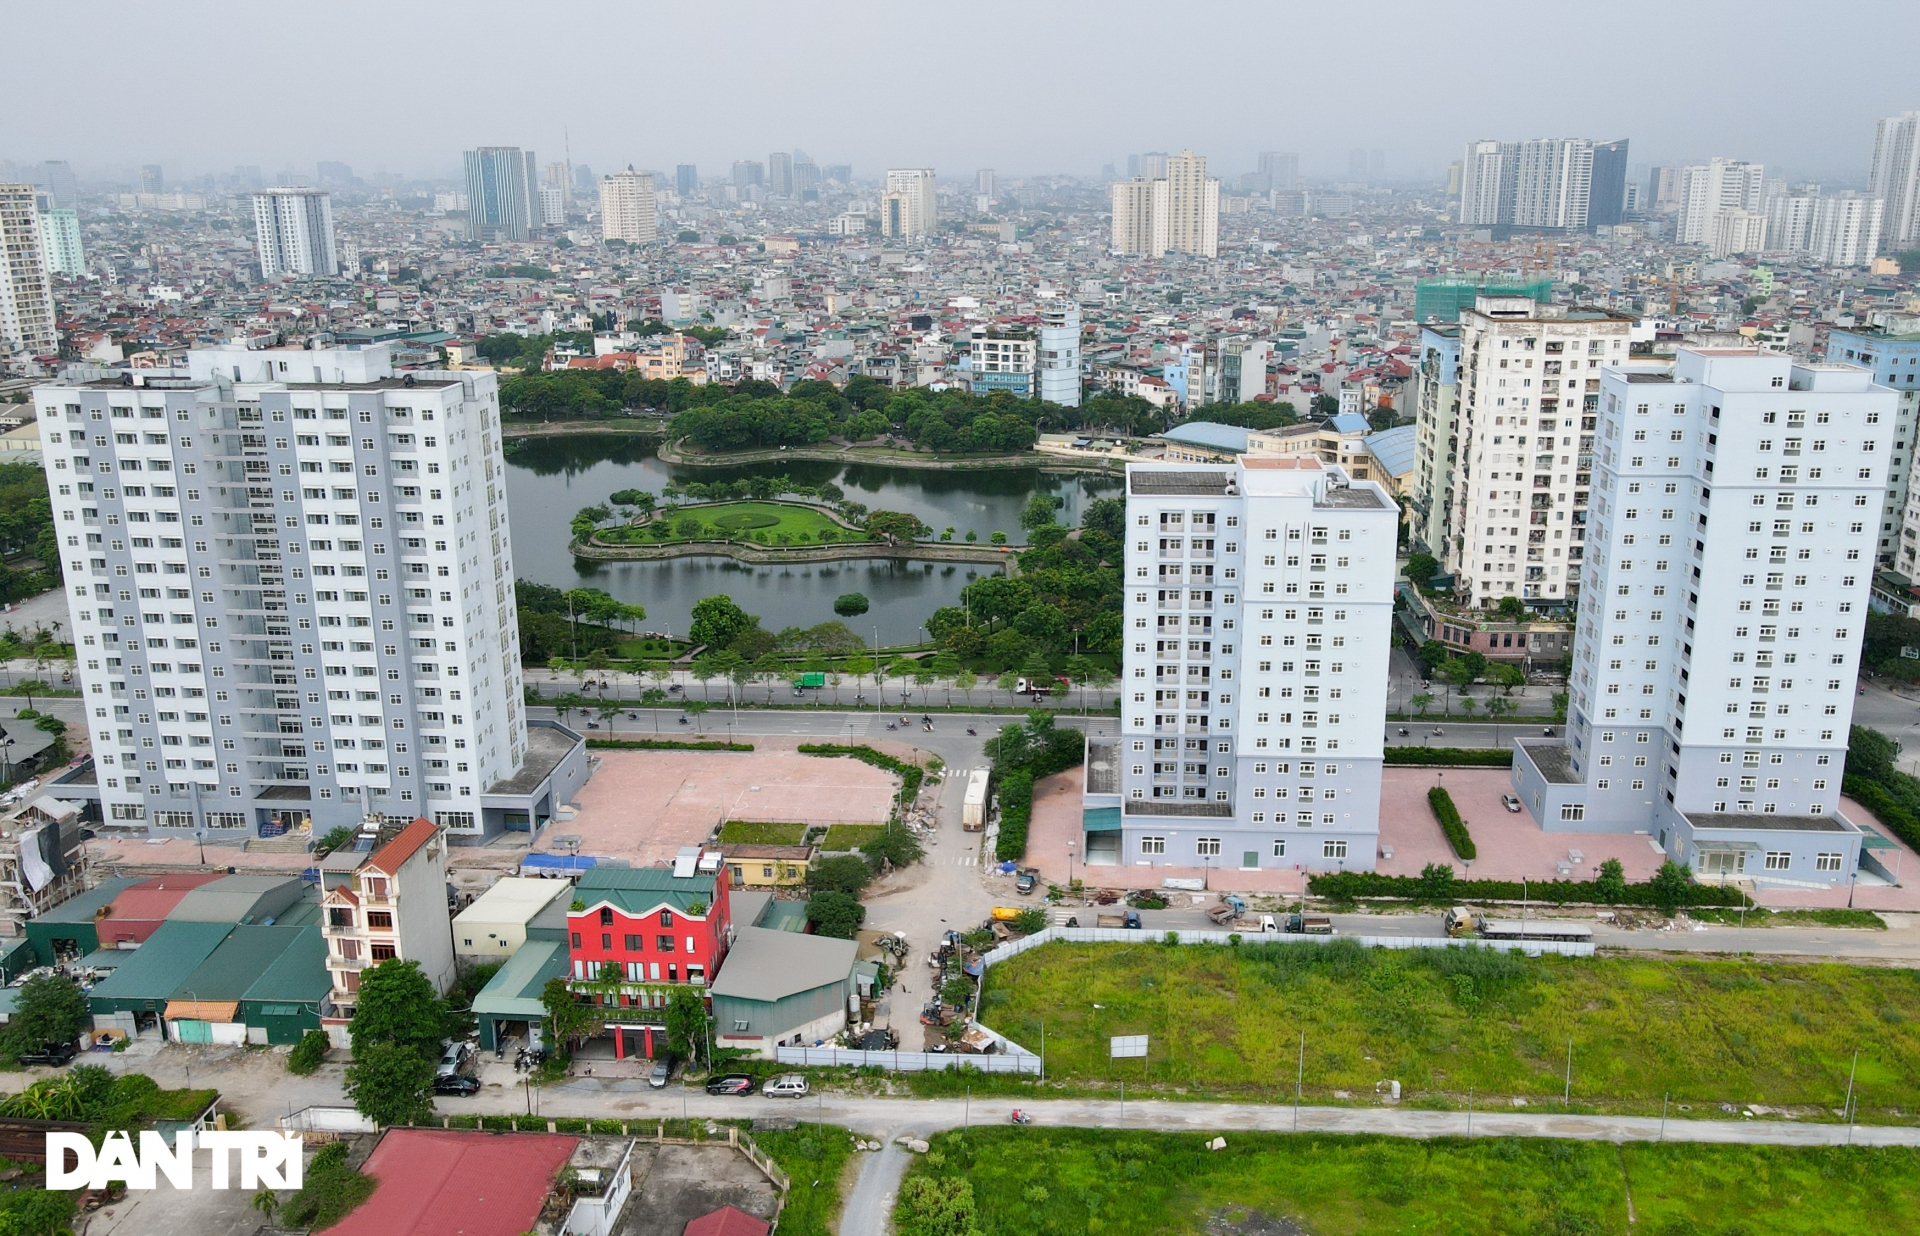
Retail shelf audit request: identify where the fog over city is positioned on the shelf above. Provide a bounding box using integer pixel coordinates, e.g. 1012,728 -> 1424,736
10,0 -> 1920,181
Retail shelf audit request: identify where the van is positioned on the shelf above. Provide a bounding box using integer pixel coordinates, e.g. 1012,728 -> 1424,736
762,1073 -> 810,1098
1258,914 -> 1278,934
436,1040 -> 472,1080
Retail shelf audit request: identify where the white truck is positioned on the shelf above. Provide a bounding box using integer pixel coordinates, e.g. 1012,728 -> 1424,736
962,769 -> 991,831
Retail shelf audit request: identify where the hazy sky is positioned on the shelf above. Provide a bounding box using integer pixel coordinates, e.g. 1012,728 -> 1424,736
12,0 -> 1920,186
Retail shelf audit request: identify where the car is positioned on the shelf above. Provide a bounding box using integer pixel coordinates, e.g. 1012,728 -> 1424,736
1123,910 -> 1142,930
648,1059 -> 672,1089
433,1073 -> 481,1097
435,1040 -> 473,1080
762,1073 -> 809,1098
1501,794 -> 1523,813
1014,871 -> 1037,895
705,1074 -> 755,1096
16,1041 -> 76,1068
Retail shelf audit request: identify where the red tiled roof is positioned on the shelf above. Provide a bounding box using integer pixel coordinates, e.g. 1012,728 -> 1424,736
366,818 -> 438,877
326,1128 -> 578,1236
684,1206 -> 772,1236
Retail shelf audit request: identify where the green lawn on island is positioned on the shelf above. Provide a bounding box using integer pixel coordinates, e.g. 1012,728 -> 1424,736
895,1128 -> 1920,1236
594,501 -> 869,546
978,940 -> 1920,1116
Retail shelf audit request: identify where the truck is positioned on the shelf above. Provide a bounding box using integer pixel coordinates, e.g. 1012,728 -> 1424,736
792,672 -> 826,694
1205,894 -> 1248,926
1442,907 -> 1478,938
1478,919 -> 1594,945
1285,913 -> 1334,935
962,769 -> 991,830
1096,911 -> 1143,930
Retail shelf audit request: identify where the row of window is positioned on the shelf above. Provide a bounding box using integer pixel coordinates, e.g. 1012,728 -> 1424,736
1138,834 -> 1350,858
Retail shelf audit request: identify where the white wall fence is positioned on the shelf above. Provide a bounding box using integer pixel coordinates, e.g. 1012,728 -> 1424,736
980,925 -> 1594,964
773,1045 -> 1041,1074
278,1105 -> 380,1134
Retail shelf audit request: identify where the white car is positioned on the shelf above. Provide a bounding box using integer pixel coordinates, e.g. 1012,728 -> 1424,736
1501,794 -> 1522,813
762,1073 -> 809,1098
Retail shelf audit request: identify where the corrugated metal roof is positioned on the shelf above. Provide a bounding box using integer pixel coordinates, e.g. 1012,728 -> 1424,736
86,921 -> 233,1008
471,938 -> 570,1020
242,927 -> 330,1005
575,865 -> 716,914
176,925 -> 314,1003
32,878 -> 138,925
326,1128 -> 579,1236
709,926 -> 855,1003
1158,422 -> 1251,452
1364,424 -> 1418,476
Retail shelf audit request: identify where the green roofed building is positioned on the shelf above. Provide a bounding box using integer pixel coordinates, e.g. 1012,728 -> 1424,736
1414,277 -> 1552,325
471,938 -> 570,1052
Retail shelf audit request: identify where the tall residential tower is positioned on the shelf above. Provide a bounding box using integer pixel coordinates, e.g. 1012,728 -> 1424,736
250,188 -> 338,279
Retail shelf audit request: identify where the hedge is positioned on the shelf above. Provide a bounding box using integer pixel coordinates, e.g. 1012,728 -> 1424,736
1843,773 -> 1920,853
994,768 -> 1035,862
1307,870 -> 1752,908
1385,747 -> 1513,767
1427,786 -> 1477,860
797,743 -> 924,801
588,738 -> 754,752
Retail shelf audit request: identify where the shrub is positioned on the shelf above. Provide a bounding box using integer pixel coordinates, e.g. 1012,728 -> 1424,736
287,1029 -> 330,1076
587,738 -> 753,752
1013,908 -> 1049,935
807,854 -> 872,896
994,768 -> 1035,862
1307,869 -> 1749,908
1427,786 -> 1477,861
1384,747 -> 1513,767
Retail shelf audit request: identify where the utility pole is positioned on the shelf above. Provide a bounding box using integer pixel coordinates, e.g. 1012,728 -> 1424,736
1845,1049 -> 1859,1145
1564,1037 -> 1573,1106
1293,1030 -> 1305,1131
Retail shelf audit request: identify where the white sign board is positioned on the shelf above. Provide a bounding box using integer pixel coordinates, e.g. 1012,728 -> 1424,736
1110,1034 -> 1149,1059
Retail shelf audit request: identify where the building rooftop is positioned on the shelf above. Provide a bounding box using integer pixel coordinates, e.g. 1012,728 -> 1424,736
1084,737 -> 1118,795
709,925 -> 856,1003
366,817 -> 438,876
487,723 -> 581,796
1364,424 -> 1418,476
1128,468 -> 1235,496
325,1128 -> 580,1236
1523,743 -> 1581,784
1315,480 -> 1388,509
452,876 -> 569,928
1158,422 -> 1251,453
1685,811 -> 1854,834
573,865 -> 717,916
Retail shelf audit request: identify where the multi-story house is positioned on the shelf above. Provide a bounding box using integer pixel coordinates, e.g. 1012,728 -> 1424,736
32,343 -> 581,844
320,816 -> 455,1041
1082,455 -> 1396,874
1444,297 -> 1635,610
566,852 -> 733,991
1514,347 -> 1893,886
969,324 -> 1036,398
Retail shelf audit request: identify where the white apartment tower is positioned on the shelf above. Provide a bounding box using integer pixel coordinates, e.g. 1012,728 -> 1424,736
35,194 -> 85,278
1458,138 -> 1597,231
1444,297 -> 1635,608
1869,111 -> 1920,252
1676,159 -> 1765,246
251,188 -> 338,279
1037,301 -> 1082,408
33,343 -> 547,844
881,169 -> 937,239
1083,457 -> 1396,873
599,169 -> 658,245
1163,151 -> 1219,258
1513,348 -> 1893,886
1109,177 -> 1169,256
0,183 -> 58,360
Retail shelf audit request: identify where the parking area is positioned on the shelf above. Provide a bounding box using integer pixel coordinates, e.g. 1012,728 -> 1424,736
616,1142 -> 780,1236
535,740 -> 900,865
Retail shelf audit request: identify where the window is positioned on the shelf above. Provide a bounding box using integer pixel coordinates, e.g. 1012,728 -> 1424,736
1141,836 -> 1166,855
1322,839 -> 1348,859
656,935 -> 676,952
1560,803 -> 1585,821
1196,837 -> 1222,857
624,934 -> 642,951
1816,852 -> 1843,872
1764,852 -> 1792,871
1272,839 -> 1286,857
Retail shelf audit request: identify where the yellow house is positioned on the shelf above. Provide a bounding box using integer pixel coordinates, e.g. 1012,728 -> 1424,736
721,844 -> 815,889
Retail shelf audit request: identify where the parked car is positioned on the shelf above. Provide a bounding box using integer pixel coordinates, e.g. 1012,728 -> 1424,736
705,1074 -> 755,1096
1501,794 -> 1523,813
433,1073 -> 480,1097
762,1073 -> 810,1098
648,1059 -> 672,1089
1014,870 -> 1037,895
435,1040 -> 473,1080
16,1041 -> 76,1068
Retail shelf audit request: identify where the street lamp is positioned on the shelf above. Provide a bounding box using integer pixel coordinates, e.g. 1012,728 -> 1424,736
1066,838 -> 1076,891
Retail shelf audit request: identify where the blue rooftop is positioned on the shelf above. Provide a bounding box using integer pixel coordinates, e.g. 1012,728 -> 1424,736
1160,422 -> 1251,453
1364,424 -> 1418,477
1328,412 -> 1372,436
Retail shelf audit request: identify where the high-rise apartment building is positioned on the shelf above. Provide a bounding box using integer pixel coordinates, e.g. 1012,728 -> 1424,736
1082,457 -> 1396,873
1440,297 -> 1634,608
1037,302 -> 1082,408
37,161 -> 78,209
1826,322 -> 1920,566
0,184 -> 58,360
1589,139 -> 1630,228
1648,166 -> 1682,214
31,343 -> 579,844
1676,158 -> 1765,246
1512,348 -> 1892,886
731,161 -> 764,189
599,168 -> 658,245
250,188 -> 338,279
1869,112 -> 1920,252
538,185 -> 565,229
976,169 -> 996,199
968,324 -> 1035,398
1258,152 -> 1300,192
317,162 -> 354,188
768,152 -> 794,197
543,161 -> 571,207
1109,177 -> 1169,256
881,169 -> 936,239
1459,138 -> 1617,232
140,165 -> 163,194
463,147 -> 541,241
1706,208 -> 1767,259
1137,152 -> 1170,181
1806,194 -> 1883,267
675,164 -> 698,198
34,194 -> 85,278
1164,151 -> 1219,258
793,158 -> 820,197
1410,324 -> 1463,555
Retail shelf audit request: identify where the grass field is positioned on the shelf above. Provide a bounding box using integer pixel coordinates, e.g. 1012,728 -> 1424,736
717,820 -> 810,845
820,824 -> 887,851
894,1128 -> 1920,1236
750,1123 -> 856,1236
980,941 -> 1920,1116
596,501 -> 864,546
1684,907 -> 1887,929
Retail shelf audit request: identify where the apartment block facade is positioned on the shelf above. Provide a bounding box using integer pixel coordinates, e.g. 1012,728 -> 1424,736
1410,324 -> 1462,555
1083,457 -> 1396,874
1513,348 -> 1892,886
0,183 -> 58,360
250,188 -> 337,279
881,169 -> 936,239
1826,323 -> 1920,567
1444,298 -> 1635,608
599,169 -> 658,245
34,344 -> 537,843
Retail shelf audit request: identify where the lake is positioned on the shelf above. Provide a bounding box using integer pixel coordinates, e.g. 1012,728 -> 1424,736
503,434 -> 1121,643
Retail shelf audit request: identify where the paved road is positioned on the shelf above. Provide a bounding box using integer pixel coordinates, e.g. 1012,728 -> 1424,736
527,665 -> 1122,714
1855,678 -> 1920,776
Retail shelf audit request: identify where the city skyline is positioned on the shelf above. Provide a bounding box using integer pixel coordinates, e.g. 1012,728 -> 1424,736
7,1 -> 1919,183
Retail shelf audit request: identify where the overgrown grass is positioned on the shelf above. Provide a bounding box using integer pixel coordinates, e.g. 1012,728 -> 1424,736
1684,907 -> 1888,930
751,1123 -> 858,1236
598,501 -> 863,546
895,1128 -> 1920,1236
820,824 -> 887,851
717,820 -> 809,845
980,940 -> 1920,1117
279,1147 -> 377,1230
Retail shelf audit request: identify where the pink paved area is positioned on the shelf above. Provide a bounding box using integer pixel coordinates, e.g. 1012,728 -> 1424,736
1378,766 -> 1668,883
538,738 -> 904,865
84,835 -> 315,873
1745,794 -> 1920,912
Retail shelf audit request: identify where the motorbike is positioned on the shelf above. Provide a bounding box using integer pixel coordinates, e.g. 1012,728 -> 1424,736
1432,727 -> 1445,736
678,716 -> 690,726
628,712 -> 639,721
1010,1109 -> 1033,1125
1397,727 -> 1410,736
966,727 -> 977,736
886,723 -> 898,731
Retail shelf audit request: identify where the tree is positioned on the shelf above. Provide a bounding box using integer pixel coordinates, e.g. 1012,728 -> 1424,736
1403,553 -> 1441,587
1495,595 -> 1527,621
1595,857 -> 1627,904
287,1028 -> 331,1076
752,653 -> 787,702
1019,493 -> 1063,532
664,986 -> 711,1064
997,671 -> 1021,706
689,594 -> 753,650
6,974 -> 85,1054
684,700 -> 711,732
806,890 -> 866,939
1417,640 -> 1451,676
1410,692 -> 1434,717
541,977 -> 594,1055
834,592 -> 870,617
867,510 -> 930,544
1649,860 -> 1694,914
807,854 -> 872,896
348,959 -> 450,1060
1419,862 -> 1455,902
898,1177 -> 984,1236
1484,694 -> 1512,735
931,652 -> 961,706
344,1041 -> 436,1128
1488,663 -> 1526,694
